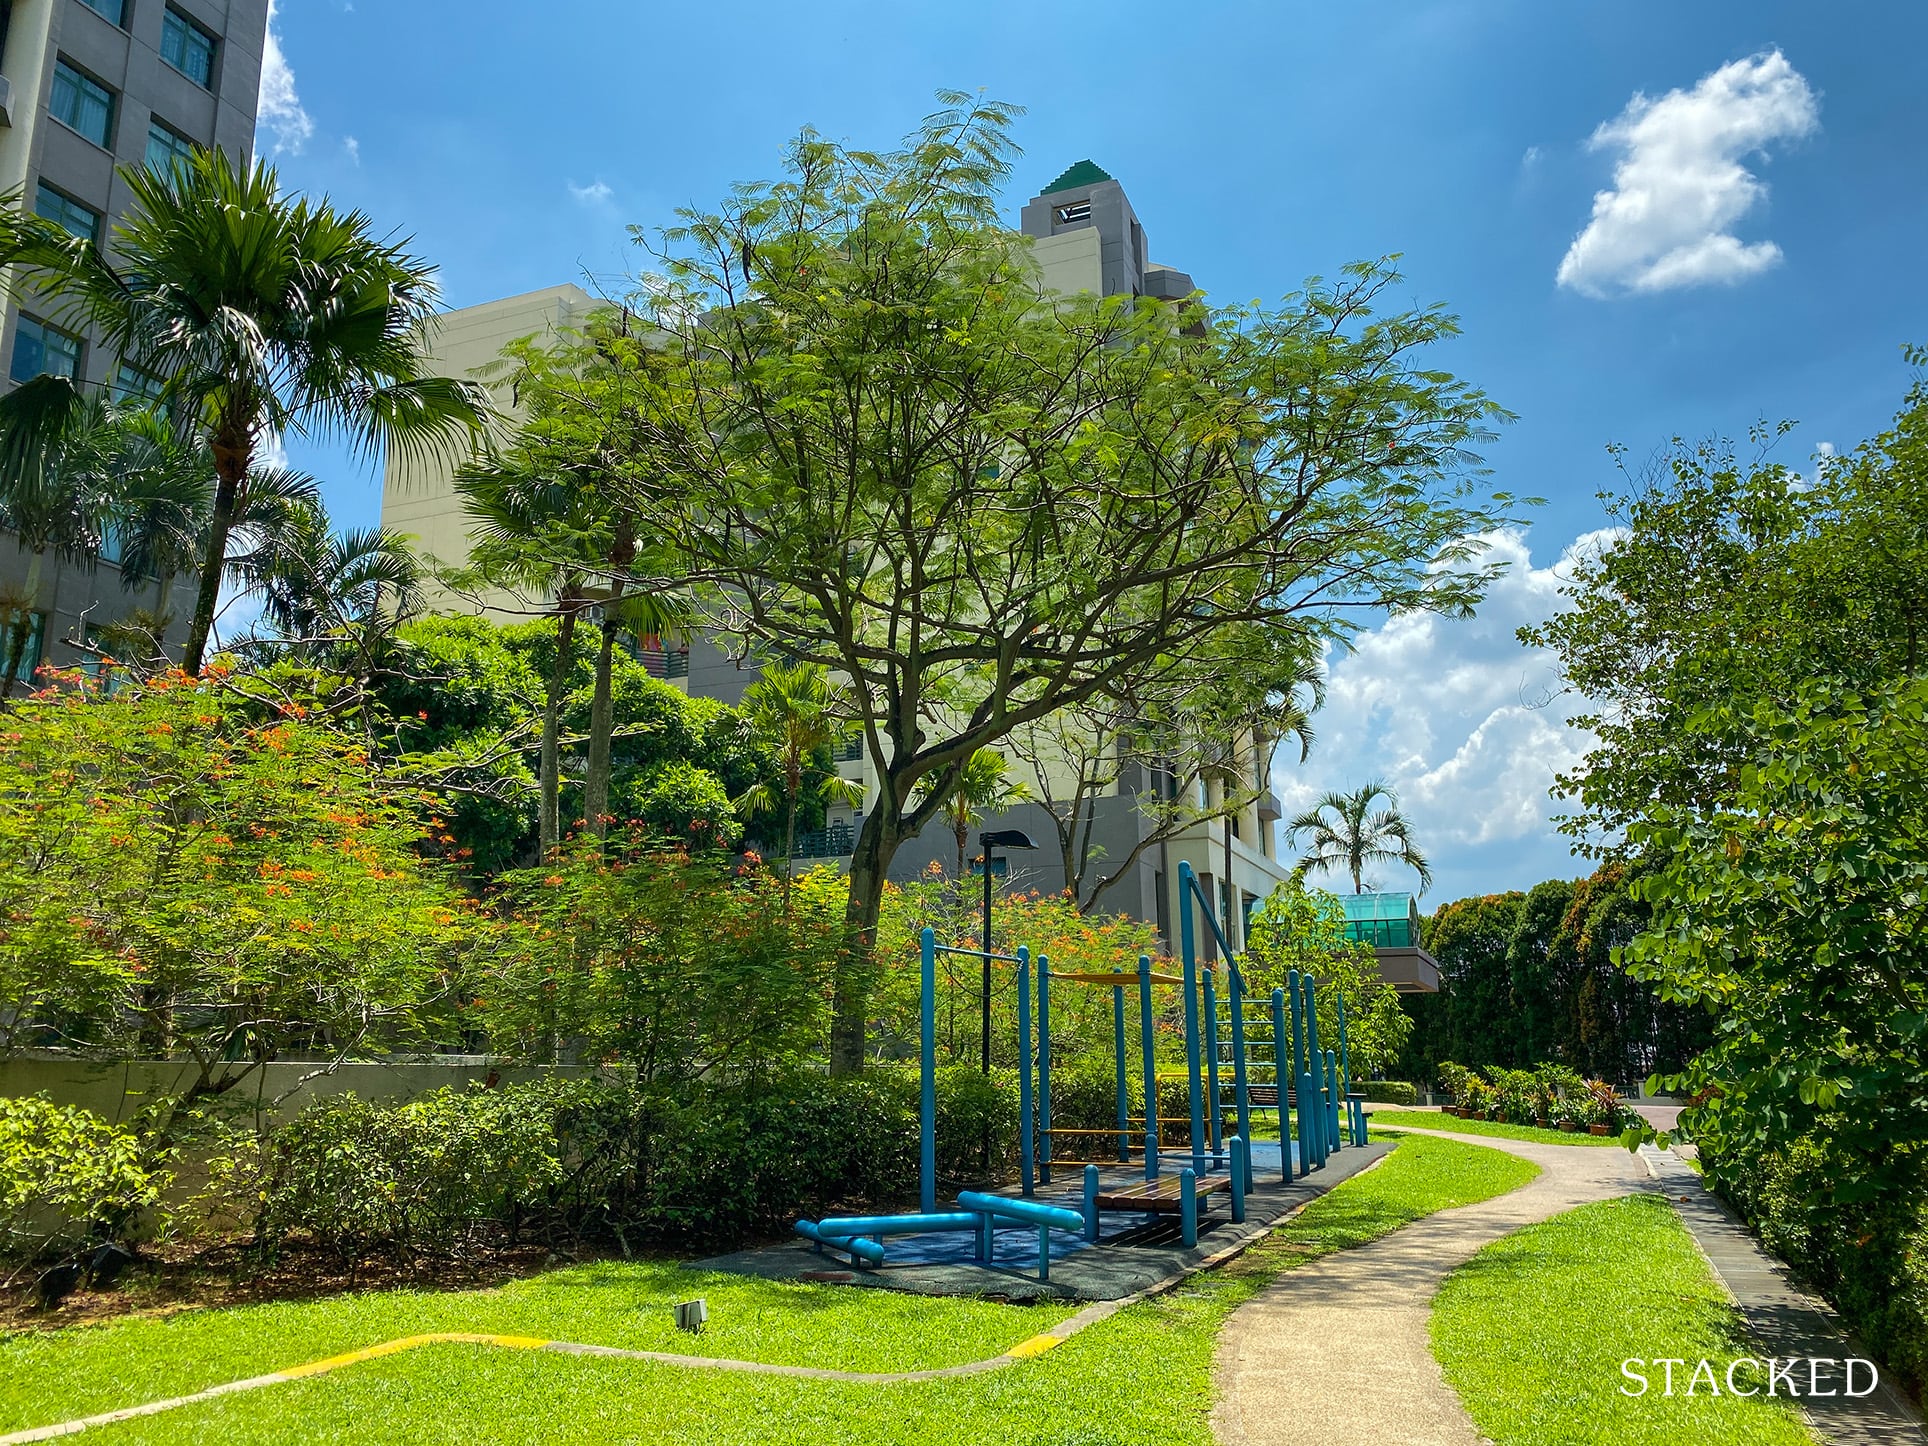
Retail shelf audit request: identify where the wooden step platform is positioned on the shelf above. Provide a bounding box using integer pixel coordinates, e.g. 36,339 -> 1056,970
1092,1170 -> 1234,1214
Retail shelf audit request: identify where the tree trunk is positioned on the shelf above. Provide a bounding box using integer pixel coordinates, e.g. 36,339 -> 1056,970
831,807 -> 904,1075
583,604 -> 620,840
184,432 -> 250,675
538,587 -> 582,857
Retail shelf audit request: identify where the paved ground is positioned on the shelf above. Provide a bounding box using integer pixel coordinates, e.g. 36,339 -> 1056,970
1214,1127 -> 1652,1446
697,1138 -> 1394,1302
1216,1125 -> 1925,1446
1643,1144 -> 1926,1445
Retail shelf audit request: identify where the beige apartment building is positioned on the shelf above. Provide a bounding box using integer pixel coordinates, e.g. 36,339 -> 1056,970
377,163 -> 1298,956
0,0 -> 271,675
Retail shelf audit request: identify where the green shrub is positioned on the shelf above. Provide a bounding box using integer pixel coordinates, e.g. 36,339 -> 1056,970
0,1096 -> 157,1257
1709,1134 -> 1928,1399
933,1064 -> 1018,1181
1360,1080 -> 1417,1106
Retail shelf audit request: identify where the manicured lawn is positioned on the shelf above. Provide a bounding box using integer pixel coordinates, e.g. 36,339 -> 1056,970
1431,1193 -> 1813,1446
0,1133 -> 1537,1444
1371,1109 -> 1631,1147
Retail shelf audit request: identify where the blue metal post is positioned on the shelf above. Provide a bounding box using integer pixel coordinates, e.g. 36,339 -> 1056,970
1038,954 -> 1053,1185
1302,974 -> 1325,1165
1084,1164 -> 1100,1242
1017,945 -> 1034,1196
1180,1167 -> 1198,1247
920,926 -> 936,1214
1326,1049 -> 1342,1153
1270,987 -> 1292,1180
1229,962 -> 1251,1151
1138,954 -> 1158,1182
1113,977 -> 1129,1161
1202,963 -> 1223,1161
1287,970 -> 1307,1169
1178,863 -> 1208,1179
1299,1068 -> 1318,1170
1230,1135 -> 1247,1224
1337,995 -> 1356,1147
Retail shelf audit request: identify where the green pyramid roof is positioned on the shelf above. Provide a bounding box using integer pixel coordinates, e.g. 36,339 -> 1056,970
1040,160 -> 1113,196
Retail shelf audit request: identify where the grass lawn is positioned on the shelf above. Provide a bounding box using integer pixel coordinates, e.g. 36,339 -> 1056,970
1370,1110 -> 1631,1148
1431,1193 -> 1813,1446
0,1133 -> 1537,1444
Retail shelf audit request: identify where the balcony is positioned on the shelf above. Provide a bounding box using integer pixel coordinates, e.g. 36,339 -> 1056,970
1256,790 -> 1283,822
791,822 -> 855,859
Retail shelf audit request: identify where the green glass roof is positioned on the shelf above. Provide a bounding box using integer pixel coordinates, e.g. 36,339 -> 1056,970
1041,160 -> 1113,195
1339,892 -> 1421,925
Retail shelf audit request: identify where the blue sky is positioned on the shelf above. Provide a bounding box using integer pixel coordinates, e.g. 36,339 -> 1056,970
261,0 -> 1928,903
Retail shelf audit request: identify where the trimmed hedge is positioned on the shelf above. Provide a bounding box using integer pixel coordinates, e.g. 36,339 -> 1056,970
1360,1080 -> 1418,1106
1709,1134 -> 1927,1400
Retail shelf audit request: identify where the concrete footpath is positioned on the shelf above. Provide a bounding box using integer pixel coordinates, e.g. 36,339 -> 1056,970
1215,1125 -> 1925,1446
1213,1128 -> 1648,1446
1643,1143 -> 1925,1445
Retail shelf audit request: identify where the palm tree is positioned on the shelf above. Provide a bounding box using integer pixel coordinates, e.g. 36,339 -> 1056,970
1285,779 -> 1433,895
934,749 -> 1032,883
736,661 -> 864,881
229,496 -> 425,657
454,457 -> 593,857
0,148 -> 491,674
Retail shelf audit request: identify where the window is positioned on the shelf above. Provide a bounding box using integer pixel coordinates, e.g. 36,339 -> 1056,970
144,120 -> 197,175
50,61 -> 115,147
34,183 -> 100,243
77,0 -> 128,24
1053,201 -> 1091,225
113,362 -> 165,403
11,316 -> 84,384
161,8 -> 217,87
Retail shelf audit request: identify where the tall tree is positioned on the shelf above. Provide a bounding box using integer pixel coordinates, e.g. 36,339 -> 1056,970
930,748 -> 1031,884
230,496 -> 425,659
0,148 -> 491,674
736,661 -> 864,881
548,96 -> 1517,1070
1286,780 -> 1433,895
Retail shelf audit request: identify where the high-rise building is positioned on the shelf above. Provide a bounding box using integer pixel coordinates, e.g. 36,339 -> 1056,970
0,0 -> 272,678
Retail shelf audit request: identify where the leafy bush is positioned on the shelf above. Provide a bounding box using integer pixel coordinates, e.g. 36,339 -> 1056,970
0,1096 -> 157,1257
256,1072 -> 934,1256
1710,1133 -> 1928,1399
257,1083 -> 574,1258
933,1064 -> 1018,1180
484,837 -> 837,1081
1360,1080 -> 1417,1106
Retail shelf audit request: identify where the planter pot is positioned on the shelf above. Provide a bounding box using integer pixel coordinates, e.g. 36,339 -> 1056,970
1445,1107 -> 1463,1117
1558,1121 -> 1579,1133
1535,1118 -> 1550,1129
1588,1124 -> 1613,1136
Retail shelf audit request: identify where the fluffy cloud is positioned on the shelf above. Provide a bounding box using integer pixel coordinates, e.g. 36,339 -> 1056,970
257,1 -> 315,157
1271,529 -> 1612,904
1556,50 -> 1818,297
568,180 -> 615,206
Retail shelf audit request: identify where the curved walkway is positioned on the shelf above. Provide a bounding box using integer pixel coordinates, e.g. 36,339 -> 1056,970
1213,1127 -> 1652,1446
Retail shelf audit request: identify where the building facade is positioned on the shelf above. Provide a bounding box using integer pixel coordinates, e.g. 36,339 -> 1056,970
377,163 -> 1303,958
0,0 -> 271,676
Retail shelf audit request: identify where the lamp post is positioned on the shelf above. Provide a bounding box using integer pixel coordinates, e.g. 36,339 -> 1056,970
978,827 -> 1038,1071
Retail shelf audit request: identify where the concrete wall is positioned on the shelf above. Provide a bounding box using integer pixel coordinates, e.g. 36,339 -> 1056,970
0,1054 -> 614,1129
382,283 -> 601,619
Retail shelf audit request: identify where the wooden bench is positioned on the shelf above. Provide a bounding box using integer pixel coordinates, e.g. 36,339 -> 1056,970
1084,1145 -> 1251,1247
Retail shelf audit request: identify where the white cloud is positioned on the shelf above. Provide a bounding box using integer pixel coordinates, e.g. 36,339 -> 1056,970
568,180 -> 615,206
343,135 -> 360,166
257,1 -> 315,157
1556,50 -> 1818,297
1272,529 -> 1608,902
1521,144 -> 1543,168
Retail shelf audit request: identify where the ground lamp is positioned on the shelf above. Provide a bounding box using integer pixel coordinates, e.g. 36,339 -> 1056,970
978,827 -> 1038,1071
